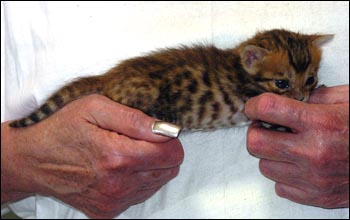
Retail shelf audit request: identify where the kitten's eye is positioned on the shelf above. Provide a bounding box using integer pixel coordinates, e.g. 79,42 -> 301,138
305,76 -> 315,85
275,79 -> 289,89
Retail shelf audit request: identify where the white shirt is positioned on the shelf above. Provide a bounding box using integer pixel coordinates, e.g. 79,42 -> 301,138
2,1 -> 349,218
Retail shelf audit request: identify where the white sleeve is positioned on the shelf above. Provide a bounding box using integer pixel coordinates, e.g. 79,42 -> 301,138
1,1 -> 6,122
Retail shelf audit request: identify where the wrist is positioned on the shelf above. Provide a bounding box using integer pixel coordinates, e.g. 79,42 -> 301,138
1,122 -> 34,204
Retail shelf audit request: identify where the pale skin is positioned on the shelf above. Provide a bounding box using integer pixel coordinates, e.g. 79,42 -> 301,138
1,94 -> 184,218
245,85 -> 349,208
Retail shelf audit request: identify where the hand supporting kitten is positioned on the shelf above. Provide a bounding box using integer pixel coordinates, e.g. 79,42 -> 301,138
245,85 -> 349,208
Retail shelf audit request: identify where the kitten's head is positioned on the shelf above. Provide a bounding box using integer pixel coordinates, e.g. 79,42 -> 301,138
238,29 -> 333,101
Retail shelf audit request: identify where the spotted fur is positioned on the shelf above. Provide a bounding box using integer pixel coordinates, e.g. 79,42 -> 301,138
9,29 -> 332,130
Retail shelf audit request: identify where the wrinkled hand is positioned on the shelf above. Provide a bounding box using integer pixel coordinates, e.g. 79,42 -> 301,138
1,94 -> 184,218
245,85 -> 349,208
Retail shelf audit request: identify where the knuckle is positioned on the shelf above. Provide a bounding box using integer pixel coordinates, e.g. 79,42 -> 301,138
101,178 -> 120,193
123,106 -> 143,121
167,140 -> 185,166
98,153 -> 134,172
255,93 -> 277,116
94,143 -> 134,172
97,136 -> 137,170
155,140 -> 184,167
246,127 -> 264,155
121,107 -> 146,130
75,94 -> 107,118
84,207 -> 116,219
97,177 -> 135,199
85,211 -> 101,219
308,107 -> 348,133
296,107 -> 309,126
174,142 -> 185,165
323,111 -> 348,132
111,187 -> 134,200
320,111 -> 337,129
95,202 -> 118,213
274,183 -> 285,198
83,94 -> 105,108
169,166 -> 181,179
258,159 -> 270,175
320,194 -> 348,208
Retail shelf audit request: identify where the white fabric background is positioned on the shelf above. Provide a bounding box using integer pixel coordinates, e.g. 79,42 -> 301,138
1,1 -> 349,219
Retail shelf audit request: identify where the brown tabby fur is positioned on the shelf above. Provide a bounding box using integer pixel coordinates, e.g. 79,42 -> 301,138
9,29 -> 332,130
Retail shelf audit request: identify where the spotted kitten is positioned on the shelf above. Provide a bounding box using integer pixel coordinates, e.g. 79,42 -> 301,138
10,29 -> 332,130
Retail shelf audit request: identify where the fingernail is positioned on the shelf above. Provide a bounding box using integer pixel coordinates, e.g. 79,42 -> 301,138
152,121 -> 182,138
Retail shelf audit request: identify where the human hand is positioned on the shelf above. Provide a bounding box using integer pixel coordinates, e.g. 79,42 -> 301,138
244,85 -> 349,208
1,94 -> 184,218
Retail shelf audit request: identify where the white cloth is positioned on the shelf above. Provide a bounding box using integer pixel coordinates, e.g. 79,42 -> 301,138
2,1 -> 349,219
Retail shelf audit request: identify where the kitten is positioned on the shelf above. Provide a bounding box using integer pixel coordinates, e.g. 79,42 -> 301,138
9,29 -> 332,130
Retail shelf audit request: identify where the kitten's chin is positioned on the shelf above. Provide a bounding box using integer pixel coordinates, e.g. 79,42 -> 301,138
299,93 -> 310,102
301,96 -> 309,102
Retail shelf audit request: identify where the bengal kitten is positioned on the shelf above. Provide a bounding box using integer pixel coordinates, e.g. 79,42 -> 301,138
9,29 -> 332,130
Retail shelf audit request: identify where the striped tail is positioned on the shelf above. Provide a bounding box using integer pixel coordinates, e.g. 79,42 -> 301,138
9,76 -> 103,128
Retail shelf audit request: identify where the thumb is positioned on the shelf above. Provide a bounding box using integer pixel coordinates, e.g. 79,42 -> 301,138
244,93 -> 308,131
86,95 -> 181,142
308,85 -> 349,104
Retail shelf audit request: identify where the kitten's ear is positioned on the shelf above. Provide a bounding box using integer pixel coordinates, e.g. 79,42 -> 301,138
311,34 -> 334,47
240,45 -> 269,75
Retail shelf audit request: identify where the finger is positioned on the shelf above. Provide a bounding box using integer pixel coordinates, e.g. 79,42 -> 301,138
274,183 -> 337,208
113,186 -> 163,211
75,184 -> 163,218
308,85 -> 349,104
129,186 -> 163,206
273,174 -> 349,208
70,183 -> 160,218
245,93 -> 309,131
85,95 -> 179,142
104,135 -> 184,170
64,195 -> 119,219
134,139 -> 184,170
259,159 -> 306,188
275,183 -> 312,205
136,166 -> 180,189
246,124 -> 299,162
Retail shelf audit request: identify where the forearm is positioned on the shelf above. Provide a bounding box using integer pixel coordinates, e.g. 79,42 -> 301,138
1,122 -> 33,204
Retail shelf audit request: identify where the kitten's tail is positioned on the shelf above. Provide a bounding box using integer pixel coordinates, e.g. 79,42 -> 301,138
9,76 -> 104,128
